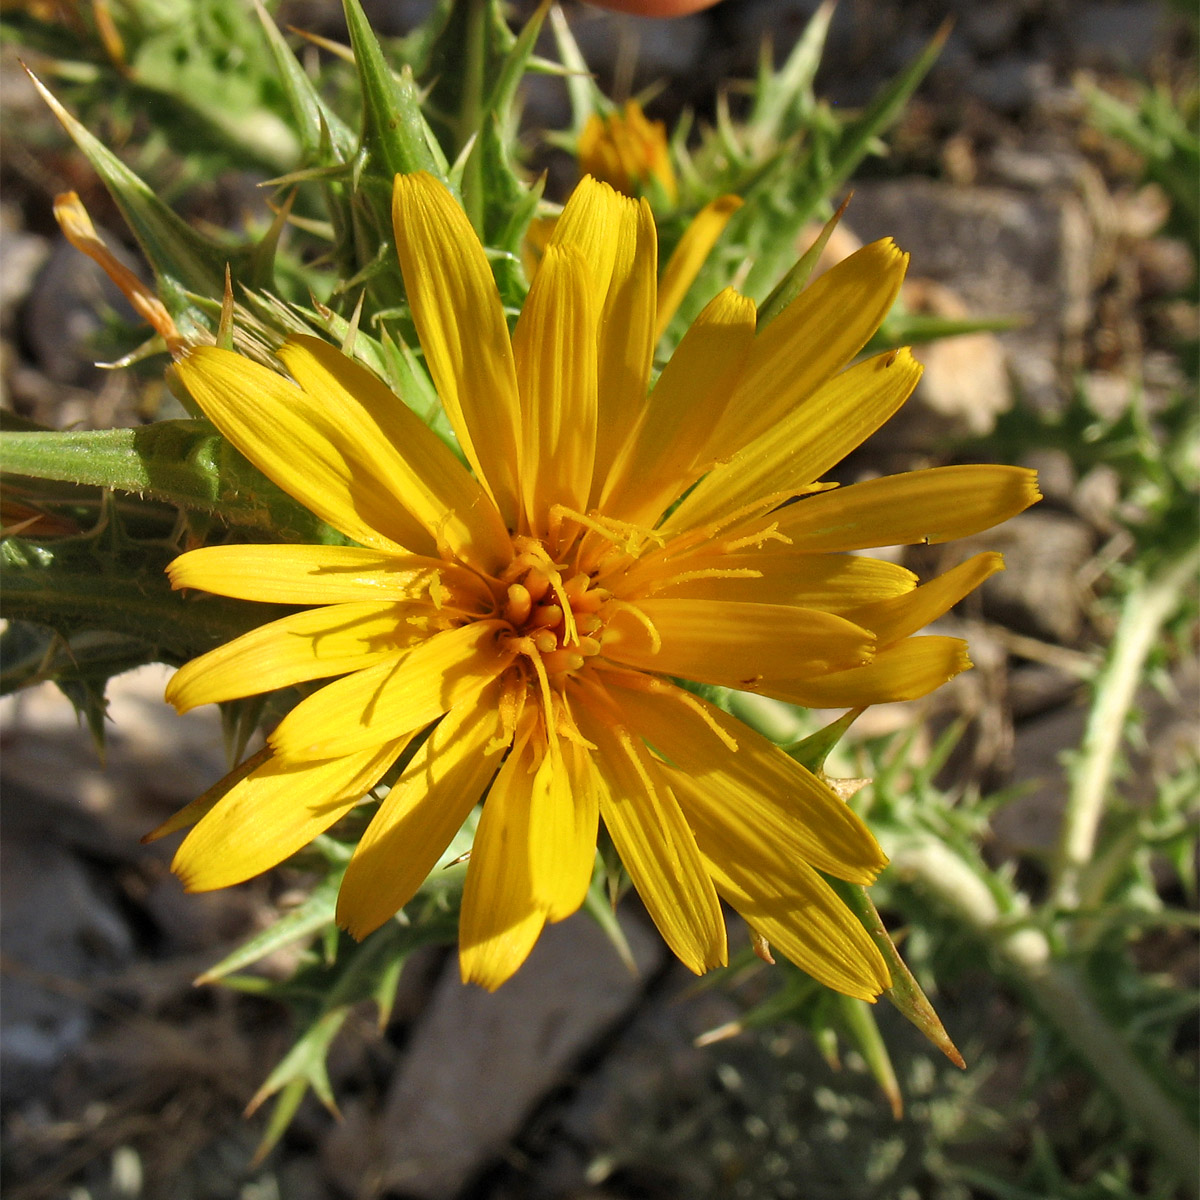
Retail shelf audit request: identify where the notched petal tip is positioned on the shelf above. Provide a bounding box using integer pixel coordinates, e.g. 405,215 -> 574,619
1022,468 -> 1044,507
335,905 -> 383,944
162,669 -> 190,713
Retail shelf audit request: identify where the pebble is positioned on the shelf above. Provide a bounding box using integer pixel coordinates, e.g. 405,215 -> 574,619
0,204 -> 49,333
22,234 -> 139,387
1074,2 -> 1169,71
847,178 -> 1096,415
368,912 -> 663,1199
978,510 -> 1096,644
962,5 -> 1023,56
0,831 -> 134,1102
967,55 -> 1054,115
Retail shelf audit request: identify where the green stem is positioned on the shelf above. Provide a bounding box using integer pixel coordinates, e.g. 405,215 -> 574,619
460,0 -> 487,234
1052,545 -> 1200,910
890,835 -> 1199,1191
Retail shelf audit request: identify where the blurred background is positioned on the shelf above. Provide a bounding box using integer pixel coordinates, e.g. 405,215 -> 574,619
1,1 -> 1196,1198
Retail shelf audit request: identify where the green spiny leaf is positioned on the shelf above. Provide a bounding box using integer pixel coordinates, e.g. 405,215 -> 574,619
418,0 -> 513,165
253,0 -> 357,165
0,530 -> 287,668
756,193 -> 850,331
828,876 -> 966,1069
198,870 -> 345,984
26,68 -> 250,331
836,994 -> 904,1119
1,421 -> 337,542
747,0 -> 834,147
342,0 -> 443,180
786,710 -> 862,773
548,3 -> 603,137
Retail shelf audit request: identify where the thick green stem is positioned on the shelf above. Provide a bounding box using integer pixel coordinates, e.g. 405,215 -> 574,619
890,835 -> 1200,1191
459,0 -> 487,234
1052,546 -> 1200,910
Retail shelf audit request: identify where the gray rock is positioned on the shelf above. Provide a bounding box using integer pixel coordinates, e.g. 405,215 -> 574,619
962,5 -> 1023,56
967,55 -> 1054,115
365,911 -> 664,1199
1136,236 -> 1196,299
978,510 -> 1096,644
0,827 -> 134,1102
900,277 -> 1015,444
564,6 -> 710,93
992,700 -> 1089,855
995,657 -> 1199,857
0,204 -> 49,333
1075,2 -> 1169,71
1007,661 -> 1088,720
22,233 -> 140,387
848,179 -> 1096,414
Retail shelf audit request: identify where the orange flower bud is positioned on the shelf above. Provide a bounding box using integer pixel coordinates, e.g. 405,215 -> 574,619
581,0 -> 724,15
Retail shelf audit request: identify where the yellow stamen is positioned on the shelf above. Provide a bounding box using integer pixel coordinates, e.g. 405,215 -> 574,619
643,566 -> 761,596
603,598 -> 661,655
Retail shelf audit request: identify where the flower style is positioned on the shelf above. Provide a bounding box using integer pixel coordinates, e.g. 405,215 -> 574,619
160,172 -> 1040,995
578,99 -> 678,204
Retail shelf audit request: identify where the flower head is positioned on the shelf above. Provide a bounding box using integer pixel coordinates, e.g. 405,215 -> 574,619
161,173 -> 1039,994
578,100 -> 678,204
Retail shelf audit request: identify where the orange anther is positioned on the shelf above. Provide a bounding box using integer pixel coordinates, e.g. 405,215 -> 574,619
530,603 -> 563,629
542,649 -> 585,674
504,583 -> 532,626
524,568 -> 552,602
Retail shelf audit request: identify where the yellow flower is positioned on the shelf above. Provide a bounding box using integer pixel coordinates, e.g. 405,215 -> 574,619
159,173 -> 1040,995
578,100 -> 678,203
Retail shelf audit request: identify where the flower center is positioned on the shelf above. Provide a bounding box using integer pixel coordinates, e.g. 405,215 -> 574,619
497,538 -> 608,676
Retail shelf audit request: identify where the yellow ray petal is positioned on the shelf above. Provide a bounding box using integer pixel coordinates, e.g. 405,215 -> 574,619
591,197 -> 657,500
167,544 -> 489,608
655,194 -> 743,339
548,175 -> 622,304
664,348 -> 923,535
574,685 -> 726,974
278,337 -> 511,572
459,719 -> 547,990
641,549 -> 917,612
172,740 -> 408,892
176,346 -> 433,555
164,602 -> 423,713
392,172 -> 523,525
269,620 -> 516,761
601,598 -> 874,687
603,674 -> 886,884
336,678 -> 510,941
553,180 -> 658,502
767,636 -> 972,708
845,551 -> 1005,646
528,733 -> 600,923
669,770 -> 890,1000
143,747 -> 270,843
600,287 -> 756,527
705,239 -> 909,459
511,242 -> 597,533
711,859 -> 890,1001
774,465 -> 1043,553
